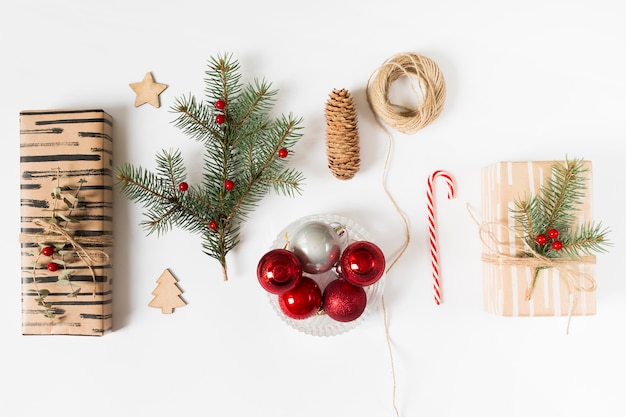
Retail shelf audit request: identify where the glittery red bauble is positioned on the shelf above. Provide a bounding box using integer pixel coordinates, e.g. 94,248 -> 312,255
548,228 -> 559,239
340,241 -> 385,286
278,276 -> 322,319
47,262 -> 59,272
535,234 -> 547,245
215,99 -> 226,110
41,246 -> 54,257
224,179 -> 235,190
278,148 -> 288,158
215,114 -> 226,124
257,249 -> 302,294
178,181 -> 189,192
322,278 -> 367,322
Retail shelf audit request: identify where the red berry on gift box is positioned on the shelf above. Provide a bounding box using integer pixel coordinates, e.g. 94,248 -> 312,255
257,248 -> 302,295
322,278 -> 367,322
551,240 -> 563,251
224,179 -> 235,190
340,241 -> 385,287
548,228 -> 559,239
278,276 -> 322,319
178,181 -> 189,192
535,234 -> 547,245
215,99 -> 225,110
215,114 -> 226,124
41,246 -> 54,257
47,262 -> 59,272
278,148 -> 288,158
209,220 -> 218,231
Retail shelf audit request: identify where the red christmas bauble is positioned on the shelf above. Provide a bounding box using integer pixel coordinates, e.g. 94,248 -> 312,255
340,241 -> 385,286
535,234 -> 547,245
215,99 -> 226,110
224,180 -> 235,190
278,148 -> 288,158
47,262 -> 59,272
322,278 -> 367,322
215,114 -> 226,124
178,181 -> 189,192
278,276 -> 322,319
41,246 -> 54,257
548,228 -> 559,239
257,249 -> 302,295
551,240 -> 563,250
209,220 -> 218,231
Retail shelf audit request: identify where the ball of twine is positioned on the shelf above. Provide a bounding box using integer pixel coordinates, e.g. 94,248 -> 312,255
325,88 -> 361,180
366,52 -> 446,135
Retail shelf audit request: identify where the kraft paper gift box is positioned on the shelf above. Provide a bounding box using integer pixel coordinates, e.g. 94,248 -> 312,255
481,160 -> 596,317
20,109 -> 113,335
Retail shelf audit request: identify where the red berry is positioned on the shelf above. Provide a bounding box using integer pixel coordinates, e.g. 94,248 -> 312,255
215,99 -> 225,110
551,240 -> 563,250
535,234 -> 547,245
215,114 -> 226,124
47,262 -> 59,272
224,179 -> 235,190
209,220 -> 218,231
41,246 -> 54,257
178,182 -> 189,192
548,228 -> 559,239
278,148 -> 288,158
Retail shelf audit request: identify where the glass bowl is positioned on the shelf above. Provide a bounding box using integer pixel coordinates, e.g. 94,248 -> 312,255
266,213 -> 385,337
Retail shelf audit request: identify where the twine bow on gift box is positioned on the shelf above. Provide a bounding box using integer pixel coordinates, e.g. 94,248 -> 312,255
20,218 -> 112,297
468,204 -> 597,324
477,221 -> 597,300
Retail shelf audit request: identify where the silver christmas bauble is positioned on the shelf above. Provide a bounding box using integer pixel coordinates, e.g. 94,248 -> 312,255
290,221 -> 341,274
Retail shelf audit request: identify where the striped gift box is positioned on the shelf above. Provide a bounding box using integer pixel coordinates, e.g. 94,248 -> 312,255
480,161 -> 596,317
20,109 -> 113,335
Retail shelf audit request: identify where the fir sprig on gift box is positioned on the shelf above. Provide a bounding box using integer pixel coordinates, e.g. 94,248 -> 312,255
511,157 -> 610,299
116,53 -> 305,281
29,170 -> 87,319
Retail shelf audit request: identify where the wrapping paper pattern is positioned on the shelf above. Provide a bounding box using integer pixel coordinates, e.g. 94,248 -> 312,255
20,109 -> 113,335
481,161 -> 596,316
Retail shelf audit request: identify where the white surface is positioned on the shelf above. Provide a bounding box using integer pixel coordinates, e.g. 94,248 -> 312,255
2,1 -> 625,416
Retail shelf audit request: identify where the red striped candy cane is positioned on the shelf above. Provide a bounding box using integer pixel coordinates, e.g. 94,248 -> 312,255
427,170 -> 455,305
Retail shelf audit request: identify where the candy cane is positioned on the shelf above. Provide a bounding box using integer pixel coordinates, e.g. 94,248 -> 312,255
427,170 -> 455,305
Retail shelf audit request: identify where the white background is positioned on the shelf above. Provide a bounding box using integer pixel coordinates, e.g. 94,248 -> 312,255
1,1 -> 625,416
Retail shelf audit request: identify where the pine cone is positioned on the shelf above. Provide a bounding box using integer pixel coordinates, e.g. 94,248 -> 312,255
325,88 -> 360,180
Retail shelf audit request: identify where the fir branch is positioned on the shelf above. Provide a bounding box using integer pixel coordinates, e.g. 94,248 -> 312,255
510,157 -> 611,299
171,95 -> 224,145
543,158 -> 587,230
116,53 -> 305,281
560,222 -> 611,258
206,52 -> 242,104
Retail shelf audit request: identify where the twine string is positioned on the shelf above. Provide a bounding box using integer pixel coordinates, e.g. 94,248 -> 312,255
366,51 -> 447,417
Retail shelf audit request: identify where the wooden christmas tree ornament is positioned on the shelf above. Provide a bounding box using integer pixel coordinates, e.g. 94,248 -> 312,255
148,269 -> 186,314
324,88 -> 361,180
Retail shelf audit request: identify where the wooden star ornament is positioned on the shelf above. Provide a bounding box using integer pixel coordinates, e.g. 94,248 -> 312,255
129,72 -> 167,108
